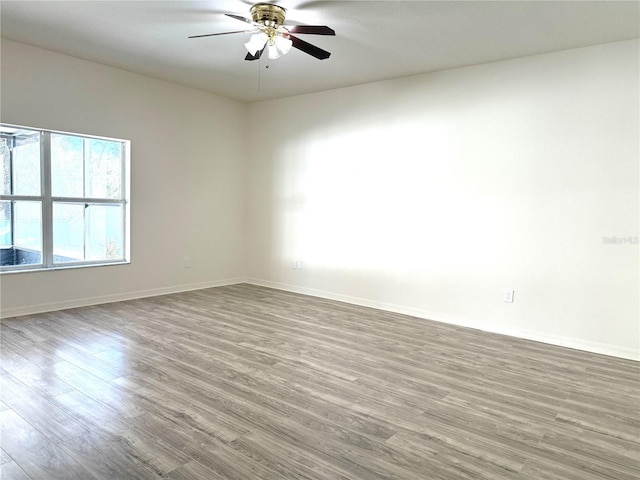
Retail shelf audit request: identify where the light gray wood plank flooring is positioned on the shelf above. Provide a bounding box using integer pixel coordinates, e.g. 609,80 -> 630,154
1,283 -> 638,479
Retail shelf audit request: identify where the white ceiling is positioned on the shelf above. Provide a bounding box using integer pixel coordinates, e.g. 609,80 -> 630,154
1,1 -> 638,103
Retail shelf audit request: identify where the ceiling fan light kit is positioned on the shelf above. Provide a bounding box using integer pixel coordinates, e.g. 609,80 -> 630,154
189,2 -> 335,61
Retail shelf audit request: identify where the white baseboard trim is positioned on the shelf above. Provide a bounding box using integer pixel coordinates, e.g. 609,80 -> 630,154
0,277 -> 246,319
3,276 -> 637,361
246,278 -> 639,362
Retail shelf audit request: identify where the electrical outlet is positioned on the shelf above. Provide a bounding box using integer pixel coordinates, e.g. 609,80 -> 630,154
293,260 -> 303,270
184,257 -> 191,268
504,289 -> 514,303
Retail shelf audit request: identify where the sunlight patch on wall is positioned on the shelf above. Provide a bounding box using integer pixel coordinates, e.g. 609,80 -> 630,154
279,119 -> 508,275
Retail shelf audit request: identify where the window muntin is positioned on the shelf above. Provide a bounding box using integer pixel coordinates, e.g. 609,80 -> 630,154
0,124 -> 129,272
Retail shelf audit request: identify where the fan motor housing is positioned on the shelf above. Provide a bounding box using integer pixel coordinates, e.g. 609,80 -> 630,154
250,3 -> 287,26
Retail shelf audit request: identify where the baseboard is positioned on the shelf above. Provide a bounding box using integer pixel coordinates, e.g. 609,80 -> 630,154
246,278 -> 640,362
4,276 -> 637,361
0,277 -> 246,319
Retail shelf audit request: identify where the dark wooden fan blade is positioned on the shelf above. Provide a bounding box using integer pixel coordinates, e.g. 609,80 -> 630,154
245,46 -> 265,61
289,34 -> 331,60
287,25 -> 335,35
225,13 -> 255,25
188,30 -> 250,39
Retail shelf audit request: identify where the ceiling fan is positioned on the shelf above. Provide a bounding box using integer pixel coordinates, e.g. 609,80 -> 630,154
188,2 -> 335,61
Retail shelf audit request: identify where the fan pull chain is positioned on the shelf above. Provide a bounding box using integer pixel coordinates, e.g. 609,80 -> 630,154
257,54 -> 262,93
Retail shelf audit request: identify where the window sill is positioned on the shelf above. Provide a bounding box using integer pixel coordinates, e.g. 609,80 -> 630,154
0,260 -> 130,275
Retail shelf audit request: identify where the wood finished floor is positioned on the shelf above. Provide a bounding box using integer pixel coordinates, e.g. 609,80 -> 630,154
0,284 -> 638,480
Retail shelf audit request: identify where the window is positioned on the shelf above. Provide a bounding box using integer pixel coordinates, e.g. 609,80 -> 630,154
1,124 -> 130,272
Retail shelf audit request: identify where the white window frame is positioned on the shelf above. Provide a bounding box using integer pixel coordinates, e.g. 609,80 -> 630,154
1,124 -> 130,273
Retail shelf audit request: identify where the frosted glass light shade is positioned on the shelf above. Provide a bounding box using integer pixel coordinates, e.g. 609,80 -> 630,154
267,43 -> 281,59
267,35 -> 293,59
244,32 -> 268,55
275,35 -> 292,55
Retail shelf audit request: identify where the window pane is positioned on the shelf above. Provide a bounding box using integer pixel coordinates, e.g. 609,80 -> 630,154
1,137 -> 10,195
52,135 -> 123,200
51,134 -> 83,197
12,132 -> 41,196
87,204 -> 123,260
53,203 -> 84,263
85,139 -> 122,199
53,203 -> 123,263
0,201 -> 11,248
12,201 -> 42,265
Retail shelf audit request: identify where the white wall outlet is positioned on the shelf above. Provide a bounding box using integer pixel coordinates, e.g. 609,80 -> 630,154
184,256 -> 191,268
293,260 -> 303,270
504,289 -> 514,303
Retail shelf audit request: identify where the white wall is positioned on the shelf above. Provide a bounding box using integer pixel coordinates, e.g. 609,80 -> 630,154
245,40 -> 640,360
0,40 -> 247,316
